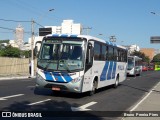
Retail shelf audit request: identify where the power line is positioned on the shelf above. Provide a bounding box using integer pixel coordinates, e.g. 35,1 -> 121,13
0,26 -> 31,34
35,21 -> 44,28
0,31 -> 13,33
0,18 -> 31,23
0,27 -> 15,31
0,18 -> 44,28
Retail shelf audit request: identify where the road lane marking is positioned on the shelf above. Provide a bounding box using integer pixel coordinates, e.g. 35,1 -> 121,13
71,101 -> 97,111
27,99 -> 51,106
130,81 -> 160,111
130,90 -> 152,111
0,94 -> 24,100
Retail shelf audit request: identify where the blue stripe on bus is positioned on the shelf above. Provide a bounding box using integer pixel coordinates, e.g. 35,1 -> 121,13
113,44 -> 117,46
44,72 -> 72,83
107,61 -> 113,80
51,34 -> 78,38
60,34 -> 69,37
62,73 -> 73,81
52,34 -> 59,37
112,62 -> 117,79
70,35 -> 78,37
106,41 -> 109,45
44,71 -> 54,81
100,61 -> 109,81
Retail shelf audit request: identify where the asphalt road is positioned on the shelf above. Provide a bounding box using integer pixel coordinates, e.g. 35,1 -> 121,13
0,71 -> 160,120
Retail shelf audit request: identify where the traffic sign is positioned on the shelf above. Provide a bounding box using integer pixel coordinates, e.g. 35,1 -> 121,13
39,28 -> 52,36
150,36 -> 160,43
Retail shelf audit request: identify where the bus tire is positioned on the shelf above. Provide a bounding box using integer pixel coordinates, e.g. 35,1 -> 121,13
88,80 -> 97,96
114,76 -> 119,88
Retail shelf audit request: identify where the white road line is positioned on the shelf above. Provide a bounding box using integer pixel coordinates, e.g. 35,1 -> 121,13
27,99 -> 51,106
0,94 -> 24,100
79,102 -> 97,110
130,90 -> 152,111
71,101 -> 97,111
130,81 -> 160,111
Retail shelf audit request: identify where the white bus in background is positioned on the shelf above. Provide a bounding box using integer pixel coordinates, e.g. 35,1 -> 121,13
36,34 -> 128,95
127,56 -> 142,76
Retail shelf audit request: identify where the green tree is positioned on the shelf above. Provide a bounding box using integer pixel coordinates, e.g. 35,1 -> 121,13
153,53 -> 160,65
0,45 -> 21,57
0,40 -> 9,44
21,50 -> 31,58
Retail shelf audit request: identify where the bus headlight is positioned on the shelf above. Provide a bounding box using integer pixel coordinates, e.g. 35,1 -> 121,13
130,68 -> 134,74
71,76 -> 83,83
36,73 -> 44,81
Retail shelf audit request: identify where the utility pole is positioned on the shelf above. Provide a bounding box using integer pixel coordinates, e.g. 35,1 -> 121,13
31,19 -> 35,77
110,35 -> 116,42
83,27 -> 92,35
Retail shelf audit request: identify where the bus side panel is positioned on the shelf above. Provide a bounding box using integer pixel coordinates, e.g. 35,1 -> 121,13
116,62 -> 127,82
98,61 -> 116,88
82,67 -> 94,93
82,61 -> 105,92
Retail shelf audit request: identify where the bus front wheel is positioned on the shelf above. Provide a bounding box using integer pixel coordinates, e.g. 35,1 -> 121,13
88,80 -> 97,96
113,76 -> 119,88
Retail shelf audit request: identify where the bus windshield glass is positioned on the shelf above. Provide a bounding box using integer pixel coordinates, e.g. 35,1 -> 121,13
38,38 -> 86,72
127,58 -> 134,70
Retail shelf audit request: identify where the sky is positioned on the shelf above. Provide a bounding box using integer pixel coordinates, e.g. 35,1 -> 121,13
1,0 -> 160,49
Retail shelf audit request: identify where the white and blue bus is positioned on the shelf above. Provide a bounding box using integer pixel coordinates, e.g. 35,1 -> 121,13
127,56 -> 142,76
36,34 -> 128,95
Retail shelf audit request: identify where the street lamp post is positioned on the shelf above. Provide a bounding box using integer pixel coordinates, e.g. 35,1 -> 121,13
150,11 -> 160,44
31,19 -> 35,77
30,9 -> 54,77
151,12 -> 156,15
38,9 -> 54,24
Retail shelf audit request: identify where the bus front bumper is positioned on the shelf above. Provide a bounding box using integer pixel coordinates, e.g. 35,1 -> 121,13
35,74 -> 83,93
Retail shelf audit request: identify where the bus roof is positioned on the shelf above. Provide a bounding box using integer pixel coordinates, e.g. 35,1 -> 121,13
45,34 -> 127,50
128,56 -> 142,60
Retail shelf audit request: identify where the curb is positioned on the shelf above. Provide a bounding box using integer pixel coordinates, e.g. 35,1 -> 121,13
0,76 -> 36,81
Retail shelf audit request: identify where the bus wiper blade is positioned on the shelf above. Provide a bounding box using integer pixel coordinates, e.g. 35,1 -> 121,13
44,60 -> 57,71
63,63 -> 72,73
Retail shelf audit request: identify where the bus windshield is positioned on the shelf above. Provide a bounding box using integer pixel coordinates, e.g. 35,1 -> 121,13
38,38 -> 86,72
127,58 -> 134,70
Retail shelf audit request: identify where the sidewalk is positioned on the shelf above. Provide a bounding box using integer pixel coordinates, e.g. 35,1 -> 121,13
0,75 -> 35,80
122,82 -> 160,120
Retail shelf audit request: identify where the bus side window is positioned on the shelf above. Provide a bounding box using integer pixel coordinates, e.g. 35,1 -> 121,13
114,48 -> 117,61
86,43 -> 93,65
85,42 -> 93,72
101,45 -> 106,61
108,46 -> 114,61
106,46 -> 108,60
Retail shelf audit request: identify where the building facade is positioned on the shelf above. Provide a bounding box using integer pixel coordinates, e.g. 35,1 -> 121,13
140,48 -> 155,61
28,19 -> 82,50
15,24 -> 24,50
124,44 -> 140,55
45,19 -> 82,35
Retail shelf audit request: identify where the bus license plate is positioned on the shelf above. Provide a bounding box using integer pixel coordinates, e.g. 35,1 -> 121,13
52,87 -> 60,91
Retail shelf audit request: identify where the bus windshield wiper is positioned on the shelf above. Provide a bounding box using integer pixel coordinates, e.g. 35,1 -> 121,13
44,60 -> 57,71
63,63 -> 72,73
